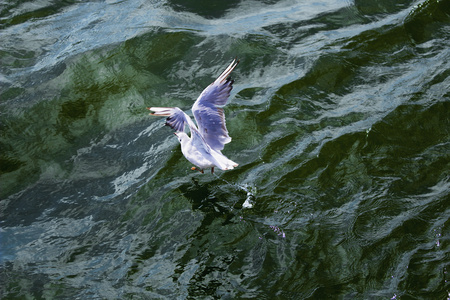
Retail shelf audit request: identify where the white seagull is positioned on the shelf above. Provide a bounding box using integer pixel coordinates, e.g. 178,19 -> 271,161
148,58 -> 239,174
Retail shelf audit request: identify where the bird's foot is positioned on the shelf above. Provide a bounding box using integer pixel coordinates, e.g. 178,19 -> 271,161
191,167 -> 204,174
211,167 -> 214,174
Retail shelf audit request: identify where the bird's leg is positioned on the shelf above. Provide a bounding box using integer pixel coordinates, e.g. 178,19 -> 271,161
191,167 -> 204,174
211,167 -> 214,174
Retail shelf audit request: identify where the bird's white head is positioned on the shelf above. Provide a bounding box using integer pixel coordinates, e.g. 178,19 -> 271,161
174,132 -> 189,144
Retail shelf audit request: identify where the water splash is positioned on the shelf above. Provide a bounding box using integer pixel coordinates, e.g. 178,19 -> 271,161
269,225 -> 286,238
239,183 -> 256,209
213,175 -> 256,208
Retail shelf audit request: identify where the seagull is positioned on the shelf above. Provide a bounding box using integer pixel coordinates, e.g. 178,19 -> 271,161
148,58 -> 239,174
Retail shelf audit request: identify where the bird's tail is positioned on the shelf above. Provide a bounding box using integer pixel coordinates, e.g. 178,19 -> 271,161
210,150 -> 239,170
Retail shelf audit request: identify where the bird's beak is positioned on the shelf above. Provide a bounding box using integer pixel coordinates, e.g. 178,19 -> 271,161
173,132 -> 178,136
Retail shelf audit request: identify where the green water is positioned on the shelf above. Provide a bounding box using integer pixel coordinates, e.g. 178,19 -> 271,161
1,0 -> 449,298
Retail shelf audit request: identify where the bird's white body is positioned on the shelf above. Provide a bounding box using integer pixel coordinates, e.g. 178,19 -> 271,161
176,132 -> 237,171
148,59 -> 239,173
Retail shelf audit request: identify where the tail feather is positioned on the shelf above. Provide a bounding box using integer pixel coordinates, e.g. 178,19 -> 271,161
210,149 -> 238,170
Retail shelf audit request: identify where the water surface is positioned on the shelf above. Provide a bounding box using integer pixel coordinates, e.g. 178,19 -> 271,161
1,0 -> 449,298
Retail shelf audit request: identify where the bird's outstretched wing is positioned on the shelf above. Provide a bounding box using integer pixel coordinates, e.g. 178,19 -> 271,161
192,59 -> 239,151
148,107 -> 197,133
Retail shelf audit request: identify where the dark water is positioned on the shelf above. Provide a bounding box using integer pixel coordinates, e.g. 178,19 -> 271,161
1,0 -> 449,298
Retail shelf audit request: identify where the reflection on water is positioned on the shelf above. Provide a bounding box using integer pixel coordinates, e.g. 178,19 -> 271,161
1,0 -> 449,298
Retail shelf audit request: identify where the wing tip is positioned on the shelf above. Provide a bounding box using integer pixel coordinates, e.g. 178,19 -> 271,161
216,58 -> 240,83
148,107 -> 174,116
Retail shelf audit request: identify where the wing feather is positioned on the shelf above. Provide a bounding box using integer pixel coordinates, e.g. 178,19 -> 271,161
148,107 -> 196,133
192,59 -> 239,151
